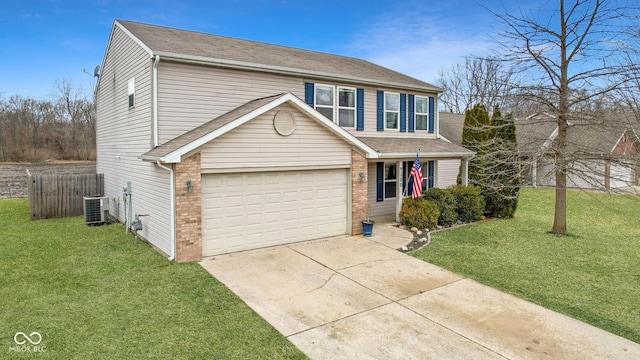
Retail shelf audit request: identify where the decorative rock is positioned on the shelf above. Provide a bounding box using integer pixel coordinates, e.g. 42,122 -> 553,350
410,227 -> 418,232
437,225 -> 443,230
401,246 -> 409,252
456,220 -> 463,225
424,228 -> 429,232
419,237 -> 427,243
416,230 -> 422,236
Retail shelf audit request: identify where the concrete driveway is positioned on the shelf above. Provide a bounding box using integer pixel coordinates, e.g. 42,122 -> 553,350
201,224 -> 640,359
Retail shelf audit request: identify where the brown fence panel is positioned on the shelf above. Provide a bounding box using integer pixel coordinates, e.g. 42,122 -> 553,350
27,173 -> 104,220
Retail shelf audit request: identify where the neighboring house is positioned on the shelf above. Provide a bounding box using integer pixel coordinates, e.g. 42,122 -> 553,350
517,113 -> 640,189
96,20 -> 474,262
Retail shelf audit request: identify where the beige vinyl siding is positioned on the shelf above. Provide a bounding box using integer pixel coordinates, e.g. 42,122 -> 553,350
157,63 -> 304,144
200,103 -> 351,171
437,159 -> 460,188
366,162 -> 396,218
96,24 -> 172,255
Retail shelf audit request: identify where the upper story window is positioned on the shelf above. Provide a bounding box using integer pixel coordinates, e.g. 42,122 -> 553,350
127,78 -> 135,108
312,84 -> 357,128
415,96 -> 428,131
384,93 -> 399,130
315,84 -> 334,120
338,87 -> 356,128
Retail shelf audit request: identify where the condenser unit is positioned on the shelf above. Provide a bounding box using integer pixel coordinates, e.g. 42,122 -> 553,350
84,196 -> 109,225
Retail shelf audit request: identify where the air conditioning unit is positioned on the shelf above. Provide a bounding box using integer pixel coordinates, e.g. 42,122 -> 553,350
84,196 -> 109,225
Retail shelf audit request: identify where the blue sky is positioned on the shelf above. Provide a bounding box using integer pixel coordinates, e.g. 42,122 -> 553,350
0,0 -> 524,100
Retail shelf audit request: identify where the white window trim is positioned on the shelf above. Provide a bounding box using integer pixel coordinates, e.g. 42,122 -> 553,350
314,83 -> 334,120
384,162 -> 397,199
384,92 -> 400,130
127,77 -> 135,108
337,86 -> 357,129
415,95 -> 428,131
402,160 -> 437,197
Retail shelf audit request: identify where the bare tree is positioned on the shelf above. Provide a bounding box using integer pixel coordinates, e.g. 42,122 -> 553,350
491,0 -> 640,235
436,57 -> 514,114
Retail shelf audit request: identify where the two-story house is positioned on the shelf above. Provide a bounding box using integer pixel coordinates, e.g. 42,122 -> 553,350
96,20 -> 473,262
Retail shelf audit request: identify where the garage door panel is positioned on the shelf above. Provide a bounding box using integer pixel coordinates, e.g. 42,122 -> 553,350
202,169 -> 348,256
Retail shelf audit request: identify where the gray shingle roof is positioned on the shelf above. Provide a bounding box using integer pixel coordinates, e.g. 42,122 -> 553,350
438,112 -> 465,146
116,20 -> 441,92
357,137 -> 474,159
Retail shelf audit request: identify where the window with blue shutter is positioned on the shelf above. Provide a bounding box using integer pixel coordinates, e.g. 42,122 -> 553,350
376,162 -> 384,201
304,82 -> 314,107
400,93 -> 407,132
376,90 -> 384,131
408,94 -> 415,132
428,96 -> 435,133
427,160 -> 435,188
356,88 -> 364,131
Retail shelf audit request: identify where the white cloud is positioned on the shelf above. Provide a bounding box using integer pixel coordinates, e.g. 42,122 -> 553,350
347,9 -> 497,85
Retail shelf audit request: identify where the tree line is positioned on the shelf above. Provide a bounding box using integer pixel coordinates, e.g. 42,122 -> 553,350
0,80 -> 95,162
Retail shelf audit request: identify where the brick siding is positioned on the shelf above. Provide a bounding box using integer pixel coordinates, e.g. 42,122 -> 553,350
351,150 -> 368,234
174,153 -> 202,262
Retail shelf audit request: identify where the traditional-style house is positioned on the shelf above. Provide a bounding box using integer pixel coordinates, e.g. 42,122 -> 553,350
96,20 -> 473,262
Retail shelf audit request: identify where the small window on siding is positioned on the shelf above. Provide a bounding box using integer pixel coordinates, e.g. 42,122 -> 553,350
127,78 -> 135,108
315,84 -> 334,120
415,96 -> 428,130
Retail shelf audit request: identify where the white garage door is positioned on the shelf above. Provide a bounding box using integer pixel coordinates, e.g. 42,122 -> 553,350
202,169 -> 348,256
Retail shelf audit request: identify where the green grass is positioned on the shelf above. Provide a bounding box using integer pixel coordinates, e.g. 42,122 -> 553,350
0,199 -> 306,359
413,188 -> 640,343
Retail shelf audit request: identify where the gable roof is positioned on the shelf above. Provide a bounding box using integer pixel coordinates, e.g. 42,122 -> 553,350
114,20 -> 441,93
140,93 -> 378,163
516,113 -> 640,156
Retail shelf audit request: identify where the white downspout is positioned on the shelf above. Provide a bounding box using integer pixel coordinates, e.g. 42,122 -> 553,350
153,55 -> 160,147
156,161 -> 176,261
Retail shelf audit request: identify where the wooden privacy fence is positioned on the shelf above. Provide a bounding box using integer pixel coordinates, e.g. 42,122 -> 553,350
28,173 -> 104,220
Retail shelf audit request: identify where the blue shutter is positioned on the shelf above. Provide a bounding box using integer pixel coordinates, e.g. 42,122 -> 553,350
376,90 -> 384,131
428,96 -> 435,133
356,88 -> 364,131
408,94 -> 415,132
305,82 -> 314,107
376,162 -> 384,202
400,93 -> 407,132
428,161 -> 435,189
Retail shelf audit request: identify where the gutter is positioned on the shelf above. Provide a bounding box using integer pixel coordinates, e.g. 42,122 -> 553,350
156,161 -> 176,261
153,55 -> 160,147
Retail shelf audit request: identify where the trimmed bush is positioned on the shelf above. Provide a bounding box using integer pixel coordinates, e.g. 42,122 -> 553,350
423,187 -> 458,226
399,197 -> 440,230
451,185 -> 485,222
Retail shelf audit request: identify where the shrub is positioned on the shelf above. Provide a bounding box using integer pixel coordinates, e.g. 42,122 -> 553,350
483,184 -> 520,218
399,197 -> 440,230
451,185 -> 485,222
423,187 -> 458,226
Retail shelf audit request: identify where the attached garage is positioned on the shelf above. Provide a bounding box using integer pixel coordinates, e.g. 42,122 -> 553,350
202,169 -> 348,256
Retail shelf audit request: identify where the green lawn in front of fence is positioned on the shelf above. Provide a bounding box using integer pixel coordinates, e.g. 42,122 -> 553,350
0,198 -> 307,359
412,188 -> 640,343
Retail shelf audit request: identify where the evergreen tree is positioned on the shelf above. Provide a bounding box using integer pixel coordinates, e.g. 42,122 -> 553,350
484,105 -> 520,218
458,104 -> 492,186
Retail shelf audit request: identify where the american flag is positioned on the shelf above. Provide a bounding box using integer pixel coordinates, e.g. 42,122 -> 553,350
410,154 -> 424,199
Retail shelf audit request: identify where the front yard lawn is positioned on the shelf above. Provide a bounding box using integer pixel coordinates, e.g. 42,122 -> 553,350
0,199 -> 306,359
413,187 -> 640,344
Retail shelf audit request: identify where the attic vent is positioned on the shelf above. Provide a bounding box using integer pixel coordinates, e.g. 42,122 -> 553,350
273,111 -> 296,136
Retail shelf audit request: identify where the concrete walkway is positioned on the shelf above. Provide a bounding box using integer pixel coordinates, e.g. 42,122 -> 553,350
201,223 -> 640,359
